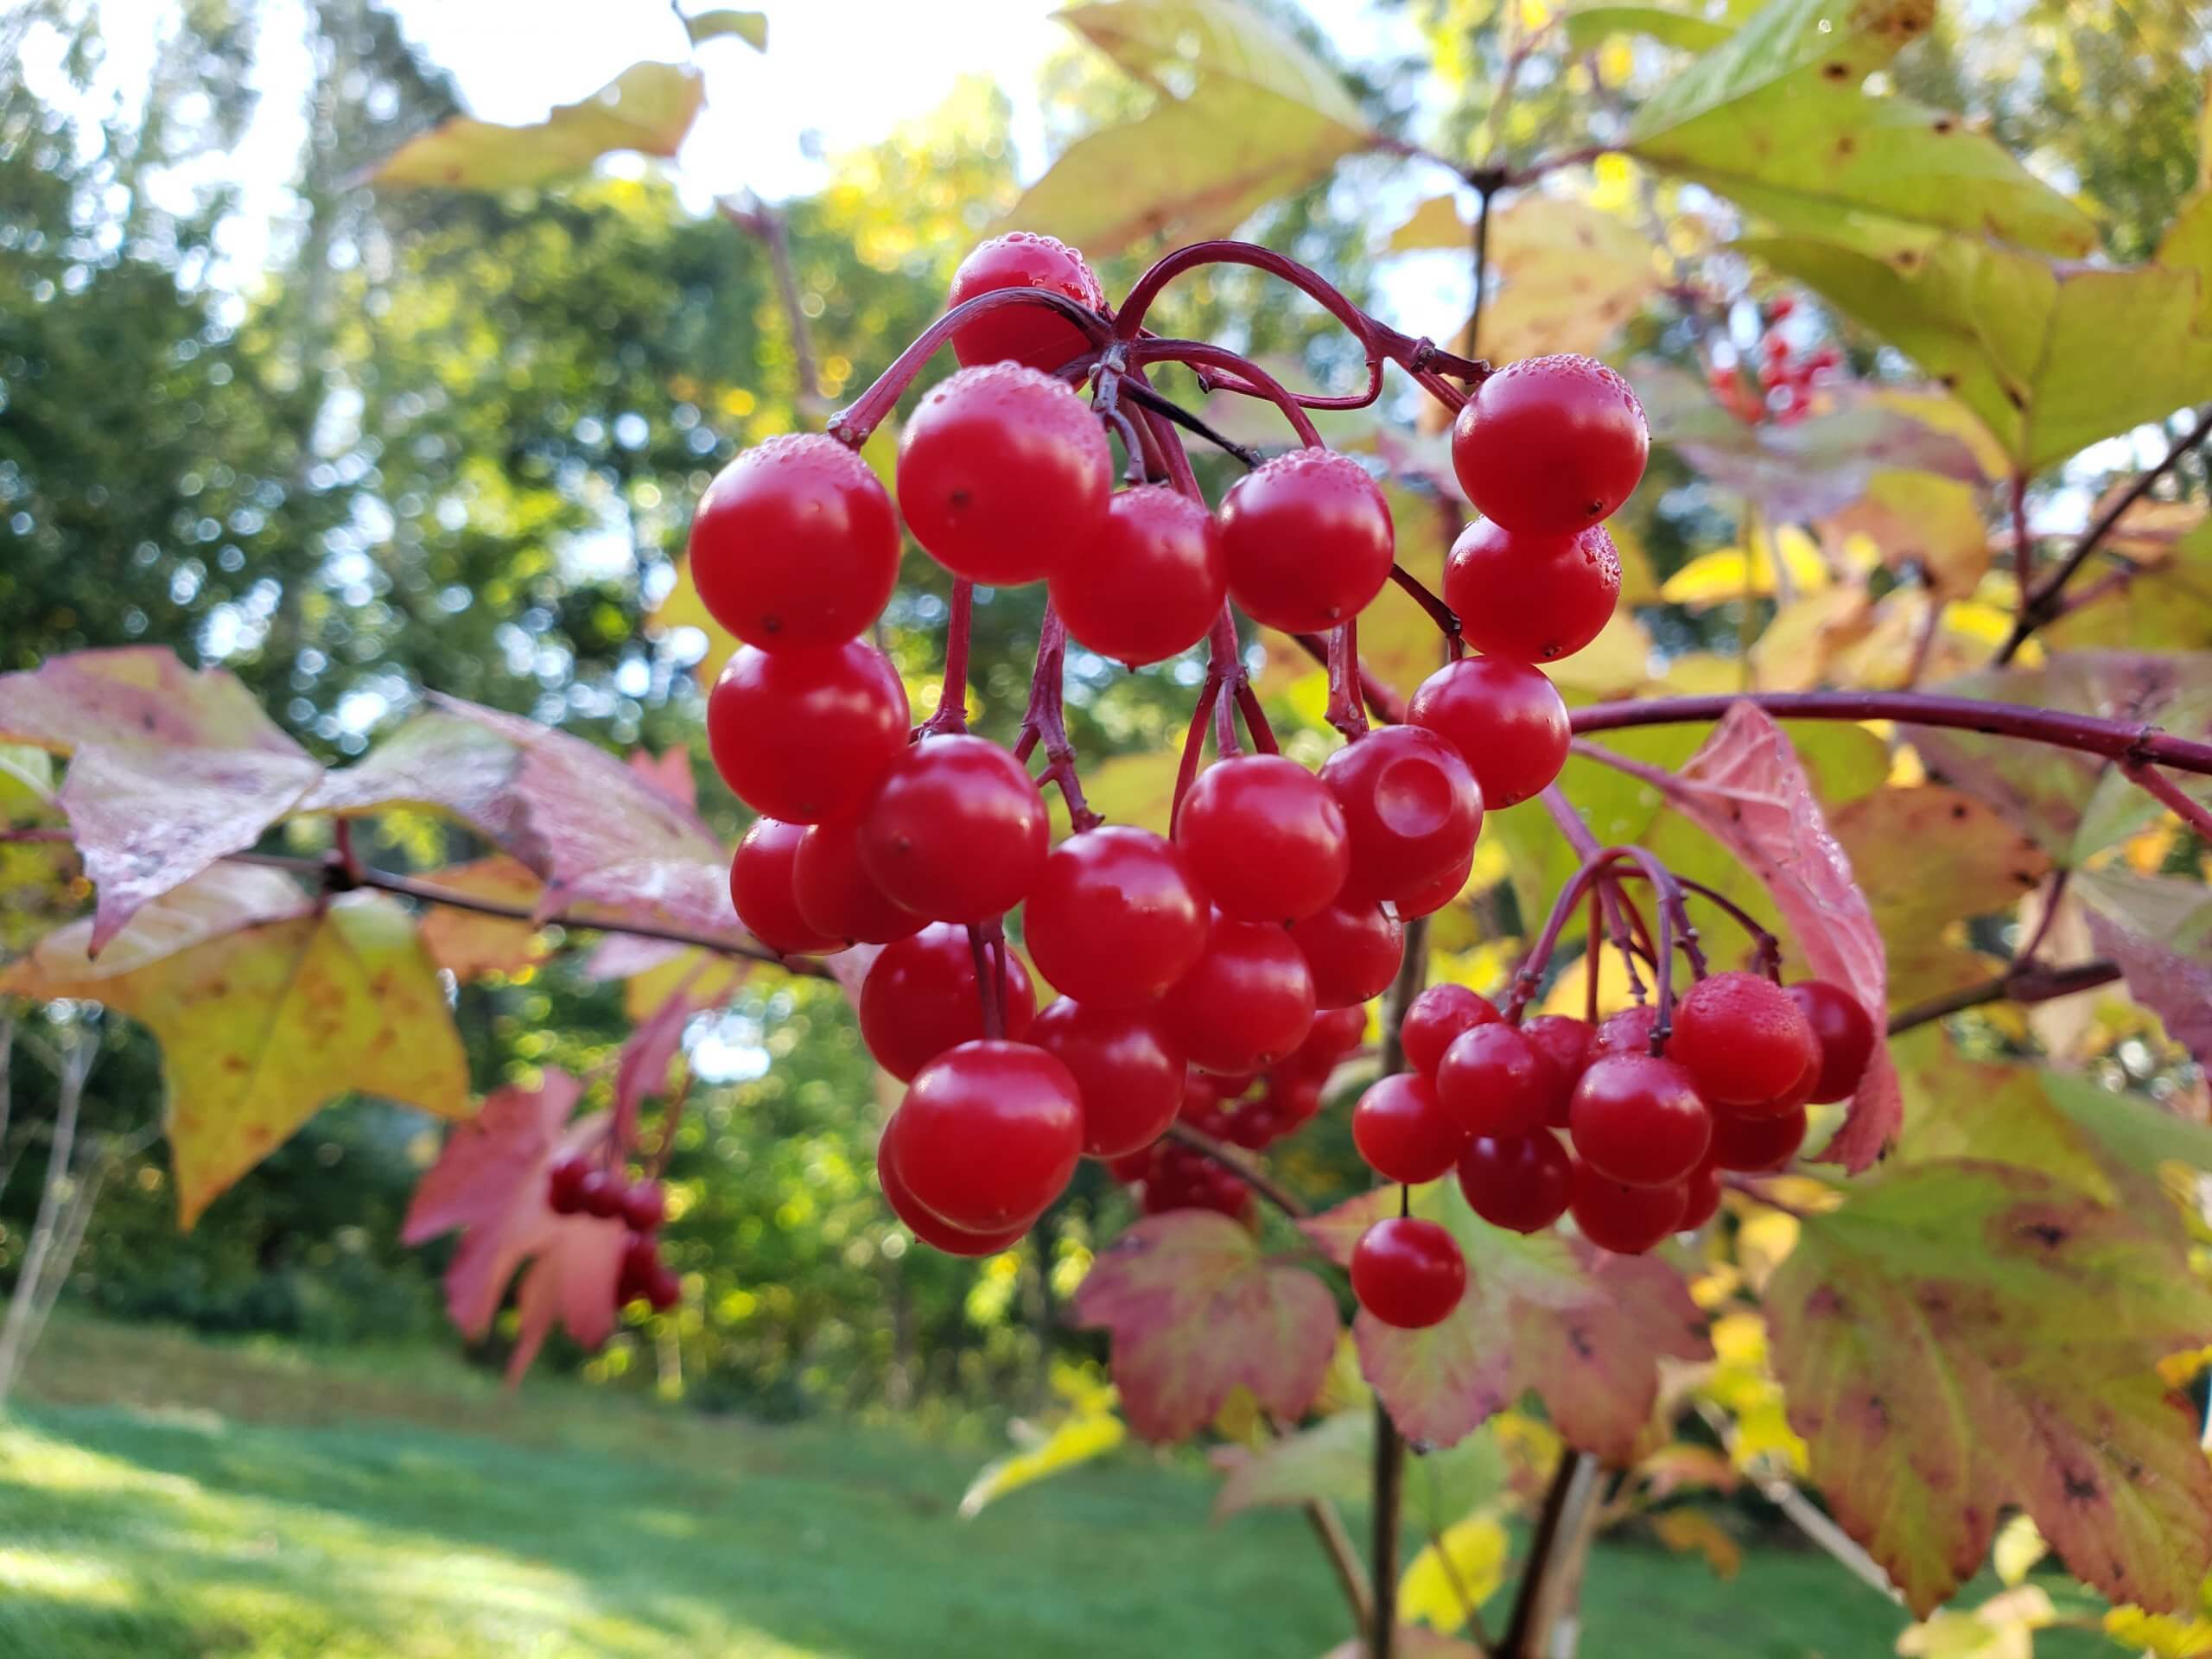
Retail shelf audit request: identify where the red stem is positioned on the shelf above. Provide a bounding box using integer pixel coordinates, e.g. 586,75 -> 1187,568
1325,620 -> 1369,742
2125,761 -> 2212,843
1389,563 -> 1464,658
1128,339 -> 1325,447
917,580 -> 973,736
1014,604 -> 1100,832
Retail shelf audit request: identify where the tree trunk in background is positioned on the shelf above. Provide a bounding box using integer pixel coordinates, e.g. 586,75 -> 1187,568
0,1027 -> 96,1408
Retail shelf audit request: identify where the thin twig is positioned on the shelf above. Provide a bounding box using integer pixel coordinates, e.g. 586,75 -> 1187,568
1885,958 -> 2120,1034
717,195 -> 826,416
1501,1452 -> 1600,1656
1306,1495 -> 1377,1635
1163,1122 -> 1311,1220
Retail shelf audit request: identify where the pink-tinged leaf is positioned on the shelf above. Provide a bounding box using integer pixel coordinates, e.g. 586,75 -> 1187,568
626,747 -> 697,810
0,649 -> 323,950
300,709 -> 525,831
1641,702 -> 1896,1170
1769,1160 -> 2212,1616
2077,869 -> 2212,1068
415,857 -> 550,981
404,1070 -> 626,1385
613,984 -> 702,1138
1071,1211 -> 1338,1442
1306,1183 -> 1709,1461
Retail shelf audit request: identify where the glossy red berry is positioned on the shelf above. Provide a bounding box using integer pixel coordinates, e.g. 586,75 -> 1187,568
1176,754 -> 1350,923
619,1232 -> 662,1300
1405,655 -> 1569,810
891,1039 -> 1083,1232
946,232 -> 1104,373
1450,354 -> 1648,536
858,924 -> 1038,1081
877,1133 -> 1030,1257
1287,899 -> 1405,1010
1050,487 -> 1225,666
1022,826 -> 1209,1008
896,364 -> 1111,585
1400,983 -> 1501,1079
1788,979 -> 1878,1103
1351,1071 -> 1468,1184
1679,1161 -> 1724,1230
1708,1104 -> 1808,1173
731,818 -> 847,956
1320,726 -> 1483,906
860,735 -> 1047,924
708,642 -> 909,823
792,816 -> 925,946
1029,998 -> 1185,1160
1161,912 -> 1317,1073
1569,1053 -> 1712,1187
1218,448 -> 1395,634
1443,519 -> 1620,664
620,1182 -> 666,1234
688,434 -> 899,650
1458,1131 -> 1573,1234
1522,1014 -> 1595,1124
1594,1003 -> 1662,1057
579,1169 -> 625,1220
645,1264 -> 683,1311
1351,1217 -> 1466,1329
1670,971 -> 1820,1109
1435,1022 -> 1555,1138
546,1154 -> 591,1216
1287,1004 -> 1368,1078
1568,1160 -> 1688,1254
1396,846 -> 1475,919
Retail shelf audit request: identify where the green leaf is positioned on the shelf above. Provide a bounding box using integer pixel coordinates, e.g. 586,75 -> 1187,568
372,63 -> 705,191
1564,4 -> 1732,53
1768,1160 -> 2212,1616
1216,1410 -> 1506,1525
1889,1025 -> 2124,1203
1059,0 -> 1370,130
2040,1069 -> 2212,1185
1625,0 -> 2094,257
682,9 -> 766,49
1305,1184 -> 1709,1461
1743,234 -> 2212,471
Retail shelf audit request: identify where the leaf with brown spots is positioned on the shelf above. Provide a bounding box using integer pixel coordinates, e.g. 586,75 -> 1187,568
1304,1184 -> 1710,1462
0,868 -> 469,1224
0,648 -> 323,952
1071,1210 -> 1338,1442
1769,1160 -> 2212,1616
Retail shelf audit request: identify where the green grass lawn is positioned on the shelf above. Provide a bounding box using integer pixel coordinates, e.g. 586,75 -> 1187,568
0,1316 -> 2023,1658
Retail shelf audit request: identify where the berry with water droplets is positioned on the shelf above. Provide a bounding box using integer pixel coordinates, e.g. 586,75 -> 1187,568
1218,448 -> 1395,634
1451,354 -> 1648,536
1443,518 -> 1620,663
946,232 -> 1104,373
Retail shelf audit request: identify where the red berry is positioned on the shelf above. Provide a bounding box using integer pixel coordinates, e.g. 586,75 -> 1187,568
645,1265 -> 683,1312
1396,846 -> 1475,919
1021,826 -> 1209,1008
620,1182 -> 666,1234
708,641 -> 909,823
792,816 -> 925,946
1160,911 -> 1317,1073
1217,448 -> 1395,634
618,1231 -> 662,1300
896,364 -> 1111,585
946,232 -> 1104,373
1435,1022 -> 1555,1138
1050,487 -> 1224,666
1594,1004 -> 1662,1057
546,1154 -> 592,1216
1450,354 -> 1648,536
1351,1071 -> 1468,1184
860,735 -> 1047,924
688,434 -> 899,650
579,1169 -> 625,1220
1443,519 -> 1620,664
1287,898 -> 1405,1010
1176,754 -> 1350,923
1351,1217 -> 1466,1329
1670,971 -> 1819,1109
1285,1005 -> 1366,1082
1788,979 -> 1877,1103
1679,1160 -> 1724,1230
1458,1132 -> 1572,1234
890,1039 -> 1083,1231
1267,1076 -> 1325,1130
1522,1014 -> 1595,1123
1029,998 -> 1185,1160
858,923 -> 1037,1081
1568,1160 -> 1688,1254
1320,726 -> 1483,906
732,818 -> 846,956
1406,655 -> 1568,809
877,1133 -> 1030,1256
1708,1104 -> 1808,1173
1400,984 -> 1500,1079
1568,1053 -> 1712,1187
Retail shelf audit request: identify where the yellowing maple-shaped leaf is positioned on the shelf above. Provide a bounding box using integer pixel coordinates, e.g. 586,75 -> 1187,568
0,648 -> 323,952
416,856 -> 550,982
1822,470 -> 1991,600
1475,195 -> 1667,362
372,63 -> 705,192
1071,1209 -> 1338,1441
1768,1160 -> 2212,1616
1,868 -> 469,1224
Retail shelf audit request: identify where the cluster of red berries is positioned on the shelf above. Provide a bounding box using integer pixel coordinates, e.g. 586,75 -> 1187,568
1706,296 -> 1841,427
1345,972 -> 1876,1330
687,229 -> 1658,1262
547,1159 -> 680,1312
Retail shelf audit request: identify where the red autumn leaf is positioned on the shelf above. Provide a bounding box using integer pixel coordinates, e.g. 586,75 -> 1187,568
1305,1185 -> 1709,1462
0,648 -> 323,951
613,978 -> 715,1139
1071,1210 -> 1338,1442
1641,701 -> 1897,1170
403,1069 -> 627,1385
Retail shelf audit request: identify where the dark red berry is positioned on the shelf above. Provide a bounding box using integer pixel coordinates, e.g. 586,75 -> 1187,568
1396,846 -> 1475,919
1022,826 -> 1208,1008
645,1265 -> 683,1312
1176,754 -> 1351,923
1671,971 -> 1819,1109
1435,1022 -> 1555,1138
1050,487 -> 1224,666
860,735 -> 1047,924
688,434 -> 899,649
890,1039 -> 1083,1231
946,232 -> 1104,373
1320,725 -> 1483,906
1450,354 -> 1648,536
620,1182 -> 666,1234
579,1169 -> 625,1220
1568,1160 -> 1688,1254
1400,984 -> 1501,1079
708,641 -> 909,823
1568,1053 -> 1712,1187
878,1133 -> 1030,1256
1594,1003 -> 1662,1056
1287,898 -> 1405,1010
1218,448 -> 1395,634
732,818 -> 847,956
792,815 -> 925,946
859,923 -> 1037,1081
546,1154 -> 592,1216
1522,1014 -> 1595,1124
1457,1132 -> 1573,1234
1351,1216 -> 1466,1329
1788,979 -> 1877,1103
618,1231 -> 661,1300
1351,1071 -> 1468,1184
1160,911 -> 1317,1073
1679,1161 -> 1724,1230
1029,998 -> 1185,1160
1405,655 -> 1569,810
1443,518 -> 1620,663
1708,1104 -> 1808,1173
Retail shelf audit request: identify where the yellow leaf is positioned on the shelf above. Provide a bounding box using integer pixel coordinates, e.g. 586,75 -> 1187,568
1078,747 -> 1184,836
1865,390 -> 2008,483
1825,472 -> 1992,599
373,63 -> 704,191
416,856 -> 550,981
959,1398 -> 1127,1517
1473,194 -> 1666,362
1399,1512 -> 1510,1633
1751,588 -> 1870,693
1543,611 -> 1654,698
1651,1508 -> 1743,1579
1992,1513 -> 2048,1587
620,948 -> 751,1026
1660,524 -> 1830,607
1897,1587 -> 2054,1659
1389,195 -> 1466,252
2104,1606 -> 2212,1658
